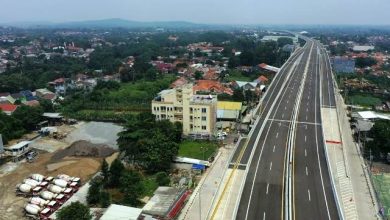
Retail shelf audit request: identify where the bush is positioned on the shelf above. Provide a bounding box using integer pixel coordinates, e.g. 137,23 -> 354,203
56,202 -> 92,220
155,172 -> 170,186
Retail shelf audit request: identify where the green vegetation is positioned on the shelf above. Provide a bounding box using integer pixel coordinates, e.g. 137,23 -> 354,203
117,113 -> 182,173
0,105 -> 43,144
366,120 -> 390,157
62,76 -> 175,121
355,57 -> 377,68
372,174 -> 390,218
348,94 -> 382,107
178,140 -> 218,160
56,202 -> 92,220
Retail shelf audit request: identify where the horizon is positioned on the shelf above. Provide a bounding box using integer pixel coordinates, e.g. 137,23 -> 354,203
1,0 -> 390,26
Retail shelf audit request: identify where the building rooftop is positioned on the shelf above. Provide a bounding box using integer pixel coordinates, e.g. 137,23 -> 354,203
101,204 -> 142,220
217,101 -> 242,110
6,141 -> 31,150
142,187 -> 186,217
190,94 -> 217,105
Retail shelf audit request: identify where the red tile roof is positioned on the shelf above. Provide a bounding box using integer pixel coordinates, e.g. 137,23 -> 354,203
258,75 -> 269,82
170,77 -> 188,88
193,80 -> 233,95
0,104 -> 18,113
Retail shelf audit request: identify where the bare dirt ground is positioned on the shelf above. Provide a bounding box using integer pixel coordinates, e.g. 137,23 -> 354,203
0,121 -> 122,220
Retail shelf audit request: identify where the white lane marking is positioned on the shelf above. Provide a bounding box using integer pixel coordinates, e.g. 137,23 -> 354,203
305,136 -> 307,142
263,212 -> 266,220
306,115 -> 308,121
266,183 -> 269,195
307,95 -> 310,99
282,113 -> 284,119
269,162 -> 272,171
308,189 -> 311,201
306,108 -> 308,112
305,125 -> 307,130
287,100 -> 289,104
276,132 -> 279,138
305,149 -> 307,157
306,166 -> 309,176
273,145 -> 276,152
285,106 -> 287,110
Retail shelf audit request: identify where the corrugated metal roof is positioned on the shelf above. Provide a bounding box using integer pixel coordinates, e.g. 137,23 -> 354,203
217,101 -> 242,110
217,109 -> 240,119
101,204 -> 142,220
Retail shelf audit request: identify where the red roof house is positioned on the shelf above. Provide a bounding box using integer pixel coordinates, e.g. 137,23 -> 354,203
0,104 -> 18,115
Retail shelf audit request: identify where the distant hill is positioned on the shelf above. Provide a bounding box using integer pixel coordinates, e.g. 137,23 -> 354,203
1,18 -> 211,29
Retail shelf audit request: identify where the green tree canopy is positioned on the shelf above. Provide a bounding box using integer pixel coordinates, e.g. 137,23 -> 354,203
56,202 -> 92,220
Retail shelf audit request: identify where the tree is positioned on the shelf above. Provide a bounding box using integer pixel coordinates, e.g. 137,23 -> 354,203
277,37 -> 294,48
146,68 -> 157,81
232,88 -> 245,101
101,159 -> 109,186
120,170 -> 144,206
194,71 -> 203,80
12,105 -> 43,131
56,202 -> 92,220
367,120 -> 390,157
87,176 -> 102,205
155,172 -> 170,186
109,159 -> 125,187
100,191 -> 111,208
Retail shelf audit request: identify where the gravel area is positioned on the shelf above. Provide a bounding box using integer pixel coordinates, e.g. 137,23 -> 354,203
65,122 -> 123,150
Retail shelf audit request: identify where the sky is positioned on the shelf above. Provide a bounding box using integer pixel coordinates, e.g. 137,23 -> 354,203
1,0 -> 390,25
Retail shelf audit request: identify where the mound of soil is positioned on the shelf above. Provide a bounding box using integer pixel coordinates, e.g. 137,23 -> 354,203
51,140 -> 116,162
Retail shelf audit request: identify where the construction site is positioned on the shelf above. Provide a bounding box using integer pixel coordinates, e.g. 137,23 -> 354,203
0,121 -> 122,220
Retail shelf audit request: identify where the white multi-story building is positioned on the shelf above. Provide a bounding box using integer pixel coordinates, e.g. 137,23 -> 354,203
152,84 -> 217,139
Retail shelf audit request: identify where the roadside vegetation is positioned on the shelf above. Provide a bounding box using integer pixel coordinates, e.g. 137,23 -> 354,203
178,140 -> 218,160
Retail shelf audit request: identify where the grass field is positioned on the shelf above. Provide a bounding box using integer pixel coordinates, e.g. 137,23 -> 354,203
372,174 -> 390,217
178,140 -> 219,160
348,94 -> 382,107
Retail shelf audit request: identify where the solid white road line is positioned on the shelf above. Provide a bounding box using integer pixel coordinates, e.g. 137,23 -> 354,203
269,162 -> 273,171
266,183 -> 269,195
308,189 -> 311,201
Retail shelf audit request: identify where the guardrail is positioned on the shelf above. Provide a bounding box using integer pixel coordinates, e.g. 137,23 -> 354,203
320,45 -> 345,220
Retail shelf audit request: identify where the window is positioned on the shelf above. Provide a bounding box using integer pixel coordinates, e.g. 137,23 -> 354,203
190,107 -> 193,113
161,114 -> 166,119
190,116 -> 193,120
190,124 -> 193,130
202,108 -> 207,113
202,126 -> 207,130
161,106 -> 166,111
202,116 -> 207,121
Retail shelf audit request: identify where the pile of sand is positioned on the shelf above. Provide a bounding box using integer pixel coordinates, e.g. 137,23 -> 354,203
51,140 -> 116,162
48,158 -> 101,182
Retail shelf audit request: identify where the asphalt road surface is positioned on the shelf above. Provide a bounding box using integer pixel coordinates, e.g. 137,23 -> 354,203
234,39 -> 340,220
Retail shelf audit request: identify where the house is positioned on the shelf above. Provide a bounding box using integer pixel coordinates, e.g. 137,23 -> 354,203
0,103 -> 18,115
142,187 -> 191,219
20,90 -> 36,101
100,204 -> 142,220
193,80 -> 233,95
253,75 -> 269,84
232,81 -> 258,91
352,46 -> 375,52
258,63 -> 280,73
10,93 -> 26,103
217,101 -> 242,121
4,141 -> 33,162
170,77 -> 188,88
152,84 -> 217,139
35,88 -> 56,101
49,78 -> 67,95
